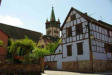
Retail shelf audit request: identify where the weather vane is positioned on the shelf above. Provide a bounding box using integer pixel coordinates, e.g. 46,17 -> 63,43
50,0 -> 54,7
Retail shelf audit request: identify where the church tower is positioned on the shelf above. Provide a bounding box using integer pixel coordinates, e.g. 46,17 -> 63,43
46,7 -> 60,38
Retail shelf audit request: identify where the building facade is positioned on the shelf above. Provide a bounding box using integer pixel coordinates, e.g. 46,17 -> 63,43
0,30 -> 8,62
0,23 -> 42,63
46,7 -> 60,38
37,35 -> 59,48
45,7 -> 112,72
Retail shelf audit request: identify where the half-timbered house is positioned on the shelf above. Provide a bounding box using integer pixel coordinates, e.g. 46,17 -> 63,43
45,7 -> 112,72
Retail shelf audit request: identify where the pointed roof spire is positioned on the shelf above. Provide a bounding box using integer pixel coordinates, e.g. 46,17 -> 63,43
46,18 -> 48,22
50,7 -> 56,21
58,18 -> 60,22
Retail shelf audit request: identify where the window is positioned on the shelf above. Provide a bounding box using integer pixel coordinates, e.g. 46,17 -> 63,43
47,30 -> 51,35
104,43 -> 112,53
76,23 -> 83,35
71,14 -> 76,21
107,30 -> 110,37
67,45 -> 72,56
41,45 -> 44,48
66,27 -> 72,37
77,42 -> 83,55
54,30 -> 58,34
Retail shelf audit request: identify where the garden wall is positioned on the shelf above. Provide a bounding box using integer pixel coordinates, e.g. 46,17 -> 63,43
45,61 -> 57,70
62,60 -> 112,72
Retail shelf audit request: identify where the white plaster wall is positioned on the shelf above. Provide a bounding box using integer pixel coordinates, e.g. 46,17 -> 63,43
90,23 -> 112,60
57,55 -> 62,69
44,45 -> 63,69
63,10 -> 87,29
62,10 -> 89,62
55,45 -> 62,53
62,39 -> 90,62
93,52 -> 107,60
44,54 -> 62,62
62,43 -> 77,62
44,54 -> 62,69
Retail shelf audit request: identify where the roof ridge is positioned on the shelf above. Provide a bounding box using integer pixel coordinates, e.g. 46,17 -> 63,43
61,7 -> 112,30
0,23 -> 42,34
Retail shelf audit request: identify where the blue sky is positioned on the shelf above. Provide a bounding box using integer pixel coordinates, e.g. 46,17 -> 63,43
0,0 -> 112,35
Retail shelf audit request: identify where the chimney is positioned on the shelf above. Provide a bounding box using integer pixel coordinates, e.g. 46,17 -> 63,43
84,12 -> 88,15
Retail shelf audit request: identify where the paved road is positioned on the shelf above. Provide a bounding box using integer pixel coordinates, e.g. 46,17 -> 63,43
42,70 -> 112,75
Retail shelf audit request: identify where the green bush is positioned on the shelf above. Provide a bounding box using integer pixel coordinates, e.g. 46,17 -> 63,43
0,40 -> 3,46
46,39 -> 61,54
7,37 -> 61,64
8,37 -> 50,64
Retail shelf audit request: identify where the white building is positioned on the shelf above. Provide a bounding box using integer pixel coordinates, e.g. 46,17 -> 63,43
45,7 -> 112,72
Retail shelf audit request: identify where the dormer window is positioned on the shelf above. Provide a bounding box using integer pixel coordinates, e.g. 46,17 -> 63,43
71,14 -> 76,21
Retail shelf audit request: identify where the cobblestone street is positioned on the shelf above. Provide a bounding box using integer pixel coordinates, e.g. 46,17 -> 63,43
42,70 -> 112,75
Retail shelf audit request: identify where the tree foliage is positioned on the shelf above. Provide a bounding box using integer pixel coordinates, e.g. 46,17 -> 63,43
46,39 -> 61,54
7,37 -> 61,64
0,40 -> 3,46
8,37 -> 50,64
8,37 -> 36,56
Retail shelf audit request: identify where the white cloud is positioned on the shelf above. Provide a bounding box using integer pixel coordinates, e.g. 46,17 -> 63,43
0,16 -> 24,26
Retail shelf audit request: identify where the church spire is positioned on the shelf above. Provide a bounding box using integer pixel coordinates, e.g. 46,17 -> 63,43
50,7 -> 56,21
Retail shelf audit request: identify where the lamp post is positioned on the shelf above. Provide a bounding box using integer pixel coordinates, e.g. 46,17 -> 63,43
76,55 -> 79,71
90,34 -> 95,72
87,22 -> 94,72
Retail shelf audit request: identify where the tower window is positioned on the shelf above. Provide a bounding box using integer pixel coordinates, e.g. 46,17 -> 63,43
47,30 -> 51,35
76,23 -> 83,35
77,42 -> 83,55
66,27 -> 72,37
67,45 -> 72,56
71,14 -> 76,21
54,30 -> 58,33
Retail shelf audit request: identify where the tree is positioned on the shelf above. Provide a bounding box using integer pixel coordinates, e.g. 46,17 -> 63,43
46,39 -> 61,54
8,37 -> 50,64
0,40 -> 3,46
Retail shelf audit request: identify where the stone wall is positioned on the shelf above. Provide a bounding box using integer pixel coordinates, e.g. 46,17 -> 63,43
0,64 -> 42,75
62,61 -> 92,72
62,61 -> 78,71
45,60 -> 112,72
62,60 -> 112,72
45,61 -> 57,70
93,60 -> 112,72
78,60 -> 92,72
